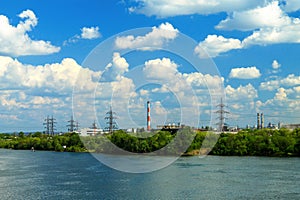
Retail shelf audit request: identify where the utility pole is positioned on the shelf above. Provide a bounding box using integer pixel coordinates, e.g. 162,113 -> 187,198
105,106 -> 118,134
215,98 -> 229,132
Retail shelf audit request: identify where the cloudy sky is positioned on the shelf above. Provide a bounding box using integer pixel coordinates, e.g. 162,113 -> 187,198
0,0 -> 300,132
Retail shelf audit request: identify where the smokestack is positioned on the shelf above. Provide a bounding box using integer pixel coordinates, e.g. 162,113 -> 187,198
147,101 -> 151,131
261,113 -> 264,129
257,113 -> 260,129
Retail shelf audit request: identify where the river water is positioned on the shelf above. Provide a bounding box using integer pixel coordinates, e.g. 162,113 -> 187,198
0,149 -> 299,199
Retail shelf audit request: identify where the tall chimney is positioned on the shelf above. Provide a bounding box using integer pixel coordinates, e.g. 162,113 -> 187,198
257,113 -> 260,129
147,101 -> 151,131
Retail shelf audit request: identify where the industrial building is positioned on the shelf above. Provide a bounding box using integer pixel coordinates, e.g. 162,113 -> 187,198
282,124 -> 300,130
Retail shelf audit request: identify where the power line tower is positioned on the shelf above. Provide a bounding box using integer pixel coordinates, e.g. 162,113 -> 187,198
215,98 -> 229,132
67,116 -> 77,132
75,121 -> 80,132
105,106 -> 118,134
44,115 -> 56,135
90,120 -> 98,136
43,116 -> 50,135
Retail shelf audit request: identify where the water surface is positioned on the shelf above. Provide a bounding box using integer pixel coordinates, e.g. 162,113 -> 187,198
0,149 -> 299,199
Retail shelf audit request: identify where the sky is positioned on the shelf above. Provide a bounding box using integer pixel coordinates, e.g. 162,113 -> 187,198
0,0 -> 300,132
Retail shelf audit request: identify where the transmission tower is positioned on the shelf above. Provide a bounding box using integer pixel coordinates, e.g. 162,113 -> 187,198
89,120 -> 98,136
44,115 -> 56,135
67,116 -> 78,132
215,98 -> 229,132
75,121 -> 80,132
105,106 -> 118,134
43,116 -> 50,135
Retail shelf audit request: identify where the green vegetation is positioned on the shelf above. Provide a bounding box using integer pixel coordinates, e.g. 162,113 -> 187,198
81,127 -> 195,155
1,128 -> 300,157
210,128 -> 300,156
0,132 -> 86,152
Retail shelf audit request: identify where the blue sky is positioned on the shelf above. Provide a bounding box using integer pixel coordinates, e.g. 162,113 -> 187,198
0,0 -> 300,132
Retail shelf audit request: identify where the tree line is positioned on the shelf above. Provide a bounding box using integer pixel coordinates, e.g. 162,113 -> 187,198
0,132 -> 86,152
0,128 -> 300,156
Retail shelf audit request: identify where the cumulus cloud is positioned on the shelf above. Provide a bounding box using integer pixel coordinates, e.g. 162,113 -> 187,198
294,86 -> 300,93
195,2 -> 300,57
81,26 -> 101,39
143,57 -> 178,80
141,57 -> 224,116
216,1 -> 291,31
272,60 -> 281,69
239,2 -> 300,47
0,10 -> 60,56
274,87 -> 288,101
183,72 -> 224,89
195,35 -> 243,58
63,26 -> 101,45
129,0 -> 264,17
115,22 -> 178,50
0,55 -> 104,130
102,52 -> 129,81
242,23 -> 300,47
229,66 -> 261,79
260,74 -> 300,91
225,84 -> 258,101
0,56 -> 100,93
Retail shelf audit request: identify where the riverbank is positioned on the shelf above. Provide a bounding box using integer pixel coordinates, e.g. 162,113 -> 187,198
1,128 -> 300,157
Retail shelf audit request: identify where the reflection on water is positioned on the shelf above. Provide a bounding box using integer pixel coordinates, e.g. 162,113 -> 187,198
0,149 -> 299,199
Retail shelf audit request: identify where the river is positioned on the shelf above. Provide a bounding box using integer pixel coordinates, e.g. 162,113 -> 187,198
0,149 -> 299,199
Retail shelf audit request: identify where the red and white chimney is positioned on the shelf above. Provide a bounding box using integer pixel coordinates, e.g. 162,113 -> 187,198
147,101 -> 151,131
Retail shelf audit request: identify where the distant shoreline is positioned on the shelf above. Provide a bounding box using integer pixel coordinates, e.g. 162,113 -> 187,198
1,128 -> 300,157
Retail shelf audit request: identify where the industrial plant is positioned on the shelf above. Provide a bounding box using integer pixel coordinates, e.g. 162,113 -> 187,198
43,99 -> 300,135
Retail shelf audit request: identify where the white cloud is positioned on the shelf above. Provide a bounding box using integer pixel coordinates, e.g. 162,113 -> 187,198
153,101 -> 167,115
111,77 -> 136,99
274,88 -> 287,101
139,89 -> 149,96
225,84 -> 258,100
242,22 -> 300,47
272,60 -> 281,69
229,66 -> 261,79
130,0 -> 264,17
240,2 -> 300,47
64,26 -> 101,45
294,86 -> 300,93
283,0 -> 300,12
31,96 -> 63,108
196,2 -> 300,57
81,26 -> 101,39
195,35 -> 243,58
260,74 -> 300,91
183,72 -> 224,89
0,56 -> 100,93
143,57 -> 178,80
0,10 -> 60,56
271,60 -> 281,73
115,22 -> 178,50
102,52 -> 129,81
216,1 -> 291,31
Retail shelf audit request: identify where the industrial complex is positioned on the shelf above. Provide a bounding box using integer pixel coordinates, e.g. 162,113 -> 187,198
43,100 -> 300,135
